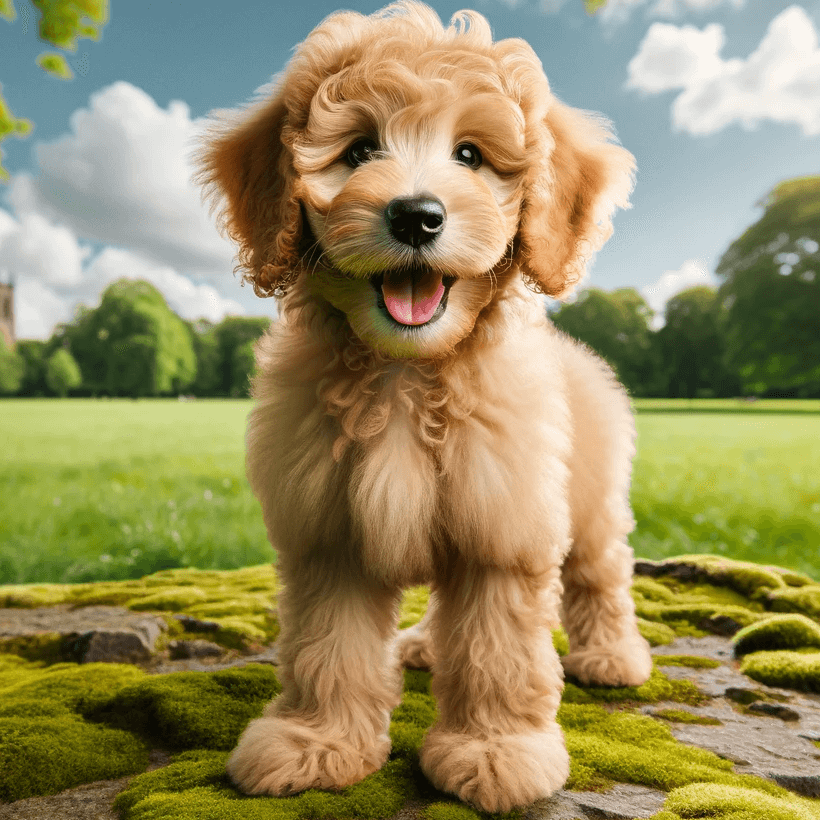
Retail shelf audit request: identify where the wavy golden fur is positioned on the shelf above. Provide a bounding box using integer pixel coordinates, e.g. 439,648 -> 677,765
196,2 -> 652,812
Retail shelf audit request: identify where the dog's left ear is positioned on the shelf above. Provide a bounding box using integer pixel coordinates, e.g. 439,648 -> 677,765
196,92 -> 302,297
515,98 -> 635,297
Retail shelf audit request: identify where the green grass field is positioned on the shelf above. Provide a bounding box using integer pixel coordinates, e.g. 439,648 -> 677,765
1,398 -> 818,584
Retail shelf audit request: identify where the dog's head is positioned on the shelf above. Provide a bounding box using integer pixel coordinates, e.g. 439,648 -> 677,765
197,1 -> 634,359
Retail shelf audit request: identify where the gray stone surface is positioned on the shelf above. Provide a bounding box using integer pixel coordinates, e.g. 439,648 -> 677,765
0,605 -> 166,663
644,635 -> 820,799
526,785 -> 666,819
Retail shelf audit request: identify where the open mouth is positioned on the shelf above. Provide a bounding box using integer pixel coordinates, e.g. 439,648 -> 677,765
370,268 -> 456,327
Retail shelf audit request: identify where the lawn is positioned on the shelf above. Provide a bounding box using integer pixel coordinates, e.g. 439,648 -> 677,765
1,398 -> 818,584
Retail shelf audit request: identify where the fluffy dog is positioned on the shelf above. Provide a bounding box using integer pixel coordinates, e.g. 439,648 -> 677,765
197,1 -> 652,812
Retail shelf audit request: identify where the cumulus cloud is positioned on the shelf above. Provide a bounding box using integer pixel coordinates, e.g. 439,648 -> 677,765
0,211 -> 92,287
627,6 -> 820,136
84,248 -> 245,324
641,259 -> 717,328
10,81 -> 235,275
599,0 -> 743,25
14,280 -> 75,341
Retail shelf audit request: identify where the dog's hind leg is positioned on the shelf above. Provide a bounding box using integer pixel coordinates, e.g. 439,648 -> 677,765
226,555 -> 402,795
560,524 -> 652,688
394,591 -> 437,670
419,562 -> 569,813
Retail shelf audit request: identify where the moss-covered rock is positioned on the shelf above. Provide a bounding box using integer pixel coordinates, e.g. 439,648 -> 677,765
740,650 -> 820,694
563,667 -> 705,706
663,782 -> 820,820
86,665 -> 281,750
651,708 -> 722,726
654,655 -> 721,669
733,614 -> 820,656
767,585 -> 820,619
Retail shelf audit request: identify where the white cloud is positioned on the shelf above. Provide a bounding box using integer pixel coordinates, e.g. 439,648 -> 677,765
15,280 -> 74,341
0,210 -> 92,287
641,259 -> 717,328
84,248 -> 245,324
11,81 -> 235,275
600,0 -> 743,25
627,6 -> 820,136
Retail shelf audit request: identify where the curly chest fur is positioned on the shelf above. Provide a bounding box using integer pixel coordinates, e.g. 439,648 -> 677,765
248,323 -> 573,586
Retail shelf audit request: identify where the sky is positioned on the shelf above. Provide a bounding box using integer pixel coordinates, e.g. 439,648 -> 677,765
1,0 -> 819,340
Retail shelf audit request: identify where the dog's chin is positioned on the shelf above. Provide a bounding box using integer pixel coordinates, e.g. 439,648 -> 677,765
307,266 -> 495,360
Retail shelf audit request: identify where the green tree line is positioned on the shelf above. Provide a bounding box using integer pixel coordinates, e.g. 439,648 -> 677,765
0,279 -> 270,398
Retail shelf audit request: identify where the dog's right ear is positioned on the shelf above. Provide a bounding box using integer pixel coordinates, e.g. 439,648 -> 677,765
196,92 -> 302,297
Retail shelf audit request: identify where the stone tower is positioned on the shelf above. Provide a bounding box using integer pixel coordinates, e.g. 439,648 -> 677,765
0,280 -> 14,349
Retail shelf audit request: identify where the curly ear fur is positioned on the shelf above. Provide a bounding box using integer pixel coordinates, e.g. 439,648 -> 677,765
196,93 -> 303,297
517,98 -> 635,298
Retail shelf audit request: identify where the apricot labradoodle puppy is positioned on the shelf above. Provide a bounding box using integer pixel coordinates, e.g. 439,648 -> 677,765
197,1 -> 652,812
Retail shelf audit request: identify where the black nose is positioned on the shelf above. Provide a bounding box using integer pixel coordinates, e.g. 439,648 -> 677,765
385,196 -> 446,248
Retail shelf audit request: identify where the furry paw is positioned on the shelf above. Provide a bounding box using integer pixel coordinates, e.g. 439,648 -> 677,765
395,622 -> 435,670
419,725 -> 569,813
226,717 -> 388,795
562,634 -> 653,687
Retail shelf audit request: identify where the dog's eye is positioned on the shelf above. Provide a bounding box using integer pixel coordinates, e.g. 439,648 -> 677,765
453,143 -> 482,169
346,138 -> 378,167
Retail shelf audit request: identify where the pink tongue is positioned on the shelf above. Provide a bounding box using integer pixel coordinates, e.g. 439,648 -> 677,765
381,269 -> 445,326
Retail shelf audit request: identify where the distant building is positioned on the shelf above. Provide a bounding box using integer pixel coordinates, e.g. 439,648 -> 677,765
0,281 -> 14,348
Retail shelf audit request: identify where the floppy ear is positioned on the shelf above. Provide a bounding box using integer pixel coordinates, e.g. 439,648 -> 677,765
196,92 -> 303,297
516,98 -> 635,297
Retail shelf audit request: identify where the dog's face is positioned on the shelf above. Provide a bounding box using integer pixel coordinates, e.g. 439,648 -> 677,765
198,1 -> 635,359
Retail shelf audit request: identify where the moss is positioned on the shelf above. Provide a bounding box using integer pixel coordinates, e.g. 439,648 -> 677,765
399,586 -> 430,629
86,665 -> 281,750
636,618 -> 676,646
653,655 -> 721,669
127,586 -> 210,612
552,627 -> 570,656
115,751 -> 416,820
0,632 -> 75,663
0,714 -> 149,802
186,595 -> 273,619
423,803 -> 485,820
2,661 -> 145,712
733,614 -> 820,656
565,758 -> 616,792
563,667 -> 705,706
0,583 -> 71,607
641,602 -> 761,630
651,709 -> 722,726
649,555 -> 789,598
663,782 -> 820,820
767,585 -> 820,619
739,650 -> 820,693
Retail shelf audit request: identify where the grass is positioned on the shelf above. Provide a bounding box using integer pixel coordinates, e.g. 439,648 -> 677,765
0,398 -> 818,584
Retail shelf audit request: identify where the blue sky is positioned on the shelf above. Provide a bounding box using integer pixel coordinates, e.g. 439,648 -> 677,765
1,0 -> 819,339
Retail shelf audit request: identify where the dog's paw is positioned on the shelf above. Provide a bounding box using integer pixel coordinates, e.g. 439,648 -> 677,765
395,623 -> 435,670
227,717 -> 388,795
419,725 -> 569,813
561,634 -> 653,687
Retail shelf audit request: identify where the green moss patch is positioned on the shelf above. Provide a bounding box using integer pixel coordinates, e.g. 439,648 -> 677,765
654,655 -> 721,669
651,708 -> 722,726
733,614 -> 820,656
0,715 -> 149,802
768,585 -> 820,619
663,783 -> 820,820
87,665 -> 281,750
563,667 -> 705,706
740,650 -> 820,694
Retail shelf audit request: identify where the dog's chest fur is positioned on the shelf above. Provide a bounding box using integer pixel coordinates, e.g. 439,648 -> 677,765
247,296 -> 573,585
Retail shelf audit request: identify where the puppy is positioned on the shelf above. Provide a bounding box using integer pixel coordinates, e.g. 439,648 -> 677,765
197,1 -> 652,812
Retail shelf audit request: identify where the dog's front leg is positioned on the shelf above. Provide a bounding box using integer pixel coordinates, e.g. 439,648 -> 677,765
227,556 -> 402,795
420,562 -> 569,813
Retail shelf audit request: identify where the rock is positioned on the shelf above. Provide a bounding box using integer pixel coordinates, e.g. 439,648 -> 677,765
698,614 -> 744,636
168,639 -> 224,660
172,613 -> 220,633
0,605 -> 166,664
648,635 -> 820,799
526,785 -> 666,819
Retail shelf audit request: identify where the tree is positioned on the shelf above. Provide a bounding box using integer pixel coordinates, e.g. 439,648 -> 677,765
15,338 -> 49,395
0,332 -> 23,393
231,339 -> 257,398
656,286 -> 738,398
65,279 -> 196,397
45,346 -> 81,396
186,319 -> 221,397
550,287 -> 659,395
214,316 -> 270,397
1,0 -> 109,180
716,175 -> 820,396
